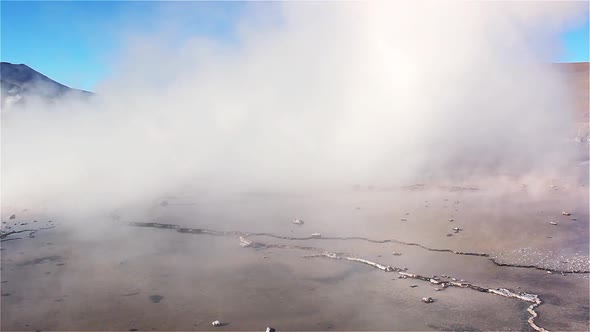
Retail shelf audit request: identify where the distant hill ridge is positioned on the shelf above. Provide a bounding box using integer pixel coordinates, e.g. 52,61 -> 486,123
1,61 -> 92,109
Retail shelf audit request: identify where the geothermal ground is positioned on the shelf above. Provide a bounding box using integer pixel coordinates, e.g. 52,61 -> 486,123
1,169 -> 588,331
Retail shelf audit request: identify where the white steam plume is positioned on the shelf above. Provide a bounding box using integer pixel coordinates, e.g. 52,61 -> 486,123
1,1 -> 586,215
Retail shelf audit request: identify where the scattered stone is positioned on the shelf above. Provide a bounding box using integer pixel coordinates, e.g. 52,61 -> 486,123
266,327 -> 276,332
549,222 -> 558,225
409,285 -> 418,288
392,252 -> 402,256
546,271 -> 552,274
398,275 -> 407,279
561,211 -> 571,216
149,295 -> 164,303
434,287 -> 441,291
422,297 -> 434,303
452,227 -> 462,233
292,219 -> 304,225
448,218 -> 454,222
239,237 -> 253,247
212,320 -> 222,327
446,233 -> 453,237
571,218 -> 577,221
311,232 -> 321,238
9,215 -> 15,220
546,236 -> 552,239
20,223 -> 27,226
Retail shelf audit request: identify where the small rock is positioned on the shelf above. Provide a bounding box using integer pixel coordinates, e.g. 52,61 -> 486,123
434,287 -> 441,291
311,232 -> 321,238
409,285 -> 418,288
292,219 -> 304,225
392,252 -> 402,256
266,328 -> 276,332
149,295 -> 164,303
549,221 -> 558,225
400,218 -> 407,221
446,233 -> 453,237
422,297 -> 434,303
448,218 -> 454,222
571,218 -> 577,221
212,320 -> 221,327
546,271 -> 552,274
9,215 -> 15,220
239,237 -> 253,247
561,211 -> 571,216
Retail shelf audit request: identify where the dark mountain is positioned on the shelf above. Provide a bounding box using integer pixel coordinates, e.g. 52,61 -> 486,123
1,61 -> 92,109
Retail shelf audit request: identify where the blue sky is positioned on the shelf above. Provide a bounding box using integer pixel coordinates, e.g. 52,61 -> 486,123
1,1 -> 588,91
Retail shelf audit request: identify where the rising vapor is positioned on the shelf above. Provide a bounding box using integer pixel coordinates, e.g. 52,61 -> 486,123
1,1 -> 586,215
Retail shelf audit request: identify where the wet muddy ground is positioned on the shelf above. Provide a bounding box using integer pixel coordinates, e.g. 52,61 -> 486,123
1,179 -> 588,331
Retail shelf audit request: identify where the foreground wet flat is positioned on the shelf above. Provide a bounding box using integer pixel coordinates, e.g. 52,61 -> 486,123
1,180 -> 589,331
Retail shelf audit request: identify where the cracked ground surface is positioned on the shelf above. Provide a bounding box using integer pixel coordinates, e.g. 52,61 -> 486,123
1,182 -> 588,331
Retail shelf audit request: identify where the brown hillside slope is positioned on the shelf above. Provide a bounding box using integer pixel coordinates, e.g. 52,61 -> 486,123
555,62 -> 589,142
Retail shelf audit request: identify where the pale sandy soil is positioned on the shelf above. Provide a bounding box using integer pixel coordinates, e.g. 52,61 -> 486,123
1,171 -> 588,331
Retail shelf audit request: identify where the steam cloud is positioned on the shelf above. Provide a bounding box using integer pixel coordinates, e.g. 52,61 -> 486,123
1,2 -> 587,215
